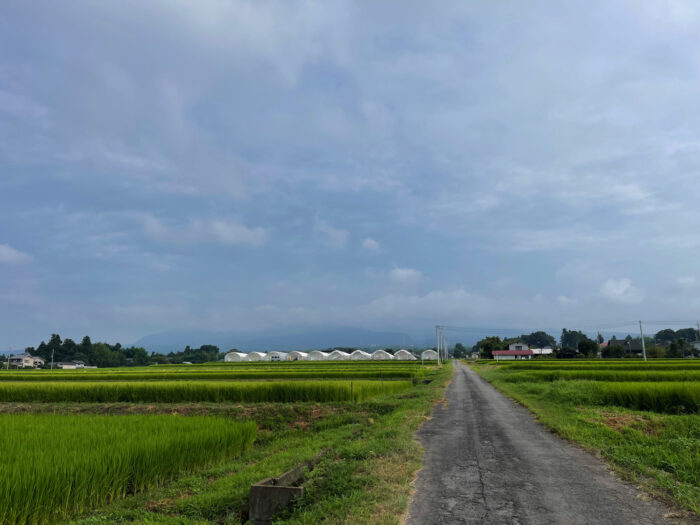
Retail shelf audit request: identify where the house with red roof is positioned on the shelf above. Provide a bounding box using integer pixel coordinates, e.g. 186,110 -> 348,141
492,349 -> 534,361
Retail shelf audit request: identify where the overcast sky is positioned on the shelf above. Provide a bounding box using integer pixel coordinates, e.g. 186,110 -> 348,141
2,1 -> 700,348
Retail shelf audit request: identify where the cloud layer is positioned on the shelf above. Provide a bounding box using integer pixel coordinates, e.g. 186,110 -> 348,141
2,1 -> 700,346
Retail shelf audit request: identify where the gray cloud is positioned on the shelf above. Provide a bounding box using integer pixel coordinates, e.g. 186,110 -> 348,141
2,1 -> 700,346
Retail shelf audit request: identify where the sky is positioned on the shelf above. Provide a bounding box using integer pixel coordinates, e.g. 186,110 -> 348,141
2,1 -> 700,349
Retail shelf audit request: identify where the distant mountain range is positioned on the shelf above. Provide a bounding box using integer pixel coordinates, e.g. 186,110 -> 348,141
132,327 -> 417,353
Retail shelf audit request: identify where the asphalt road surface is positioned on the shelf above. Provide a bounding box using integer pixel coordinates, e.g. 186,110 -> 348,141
406,361 -> 677,525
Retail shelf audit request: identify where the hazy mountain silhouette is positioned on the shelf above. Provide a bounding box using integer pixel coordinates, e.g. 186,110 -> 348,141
132,327 -> 415,353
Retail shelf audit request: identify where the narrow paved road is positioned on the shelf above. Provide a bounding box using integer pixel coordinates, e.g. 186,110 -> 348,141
407,361 -> 676,525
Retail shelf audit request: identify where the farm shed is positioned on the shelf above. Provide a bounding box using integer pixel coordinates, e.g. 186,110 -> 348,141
288,351 -> 308,361
371,350 -> 394,360
307,351 -> 330,361
350,350 -> 372,360
268,351 -> 289,362
247,352 -> 269,362
224,352 -> 248,362
530,347 -> 554,356
328,350 -> 351,360
493,350 -> 534,361
421,350 -> 438,360
394,349 -> 416,360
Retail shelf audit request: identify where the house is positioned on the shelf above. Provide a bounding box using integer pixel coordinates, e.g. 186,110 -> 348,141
8,353 -> 45,369
508,342 -> 529,351
493,350 -> 534,361
608,336 -> 643,353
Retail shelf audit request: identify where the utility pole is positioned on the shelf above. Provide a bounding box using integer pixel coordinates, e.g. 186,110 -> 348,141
51,348 -> 55,370
435,325 -> 441,366
639,320 -> 647,362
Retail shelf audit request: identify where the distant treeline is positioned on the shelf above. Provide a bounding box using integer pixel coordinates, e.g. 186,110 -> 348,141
463,328 -> 700,359
2,334 -> 229,367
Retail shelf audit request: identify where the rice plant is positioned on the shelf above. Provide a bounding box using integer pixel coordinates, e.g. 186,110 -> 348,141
0,379 -> 411,403
0,414 -> 256,524
544,381 -> 700,413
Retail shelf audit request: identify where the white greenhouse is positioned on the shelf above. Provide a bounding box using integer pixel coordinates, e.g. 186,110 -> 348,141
371,349 -> 394,360
246,351 -> 269,362
224,352 -> 248,362
350,350 -> 372,360
394,349 -> 416,360
288,351 -> 308,361
328,350 -> 351,360
268,351 -> 289,362
307,351 -> 330,361
421,350 -> 438,361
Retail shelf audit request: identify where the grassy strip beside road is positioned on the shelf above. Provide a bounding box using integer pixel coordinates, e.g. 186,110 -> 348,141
471,361 -> 700,515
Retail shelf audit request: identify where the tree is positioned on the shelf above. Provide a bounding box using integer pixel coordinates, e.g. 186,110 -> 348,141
453,343 -> 468,359
596,333 -> 604,344
560,329 -> 589,350
646,345 -> 666,358
654,329 -> 676,344
675,328 -> 698,342
668,339 -> 690,358
521,331 -> 556,348
557,347 -> 578,359
473,336 -> 503,359
578,339 -> 599,357
602,344 -> 626,358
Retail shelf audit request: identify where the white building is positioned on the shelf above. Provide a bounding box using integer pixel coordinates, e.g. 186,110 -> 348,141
421,349 -> 438,361
224,352 -> 248,362
246,352 -> 269,362
307,351 -> 330,361
394,349 -> 416,360
268,351 -> 289,362
350,350 -> 372,360
371,349 -> 394,360
530,347 -> 554,356
508,343 -> 529,351
288,351 -> 308,361
328,350 -> 351,360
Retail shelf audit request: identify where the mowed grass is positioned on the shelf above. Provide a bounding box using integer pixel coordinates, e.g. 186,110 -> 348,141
0,414 -> 256,525
472,360 -> 700,514
0,379 -> 412,403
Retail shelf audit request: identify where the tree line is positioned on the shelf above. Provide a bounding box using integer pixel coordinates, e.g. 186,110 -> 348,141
2,334 -> 229,367
455,327 -> 700,359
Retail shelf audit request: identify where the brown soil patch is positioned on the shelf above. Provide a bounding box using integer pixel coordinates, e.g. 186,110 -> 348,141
598,411 -> 661,436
